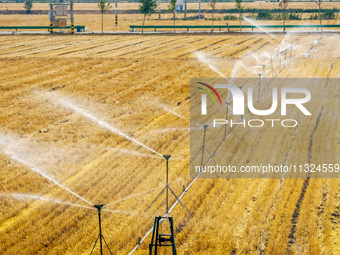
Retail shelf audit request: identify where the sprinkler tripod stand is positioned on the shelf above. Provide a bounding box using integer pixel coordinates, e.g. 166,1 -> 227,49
257,73 -> 262,103
145,155 -> 192,216
270,57 -> 275,78
284,49 -> 288,69
279,51 -> 282,73
290,45 -> 295,65
262,64 -> 269,94
90,204 -> 113,255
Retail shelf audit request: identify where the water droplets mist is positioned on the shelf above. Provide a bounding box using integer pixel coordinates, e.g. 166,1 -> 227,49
41,92 -> 163,157
0,143 -> 93,206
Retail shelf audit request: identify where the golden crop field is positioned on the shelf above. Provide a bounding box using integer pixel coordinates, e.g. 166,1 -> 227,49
0,32 -> 339,255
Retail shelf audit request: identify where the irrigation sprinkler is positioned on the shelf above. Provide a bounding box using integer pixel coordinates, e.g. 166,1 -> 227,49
257,73 -> 262,103
145,155 -> 192,216
262,64 -> 266,78
284,49 -> 288,68
129,109 -> 248,254
262,64 -> 269,94
90,204 -> 113,255
279,51 -> 282,73
201,125 -> 208,167
115,0 -> 118,26
271,57 -> 274,78
262,64 -> 266,91
184,0 -> 187,18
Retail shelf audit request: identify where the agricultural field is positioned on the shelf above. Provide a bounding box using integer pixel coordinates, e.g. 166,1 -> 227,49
0,2 -> 339,32
0,32 -> 339,255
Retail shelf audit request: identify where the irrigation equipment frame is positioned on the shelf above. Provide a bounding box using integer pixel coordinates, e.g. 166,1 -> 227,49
90,204 -> 113,255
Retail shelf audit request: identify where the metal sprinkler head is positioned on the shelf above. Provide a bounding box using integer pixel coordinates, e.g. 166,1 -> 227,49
163,155 -> 171,160
94,203 -> 104,213
203,124 -> 209,130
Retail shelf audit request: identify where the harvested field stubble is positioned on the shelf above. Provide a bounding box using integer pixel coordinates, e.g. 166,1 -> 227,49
0,34 -> 339,254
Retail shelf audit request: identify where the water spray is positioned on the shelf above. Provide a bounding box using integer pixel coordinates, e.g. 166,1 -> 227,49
90,203 -> 113,255
46,94 -> 163,157
7,152 -> 93,206
0,193 -> 95,211
195,52 -> 228,79
243,17 -> 276,39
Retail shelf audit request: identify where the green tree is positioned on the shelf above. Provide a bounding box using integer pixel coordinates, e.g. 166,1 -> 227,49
168,0 -> 177,33
279,0 -> 289,32
208,0 -> 217,32
98,0 -> 111,34
315,0 -> 323,32
138,0 -> 157,34
235,0 -> 243,32
23,0 -> 33,14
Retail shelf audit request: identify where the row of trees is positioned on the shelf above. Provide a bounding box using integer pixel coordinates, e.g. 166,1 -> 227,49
33,0 -> 324,33
136,0 -> 239,33
139,0 -> 177,33
97,0 -> 176,33
137,0 -> 326,33
279,0 -> 324,32
23,0 -> 327,33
